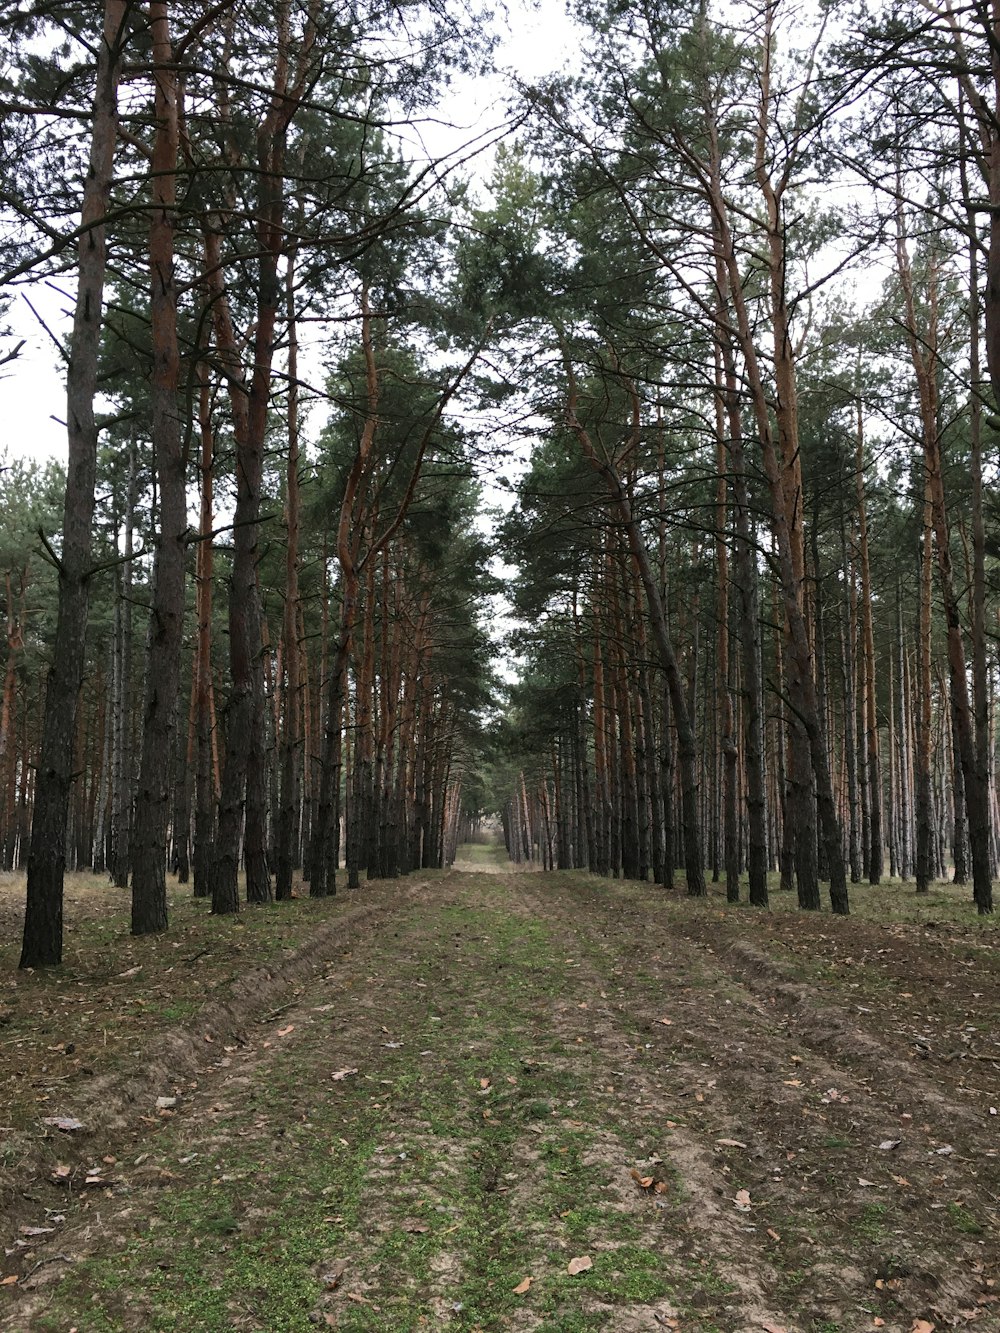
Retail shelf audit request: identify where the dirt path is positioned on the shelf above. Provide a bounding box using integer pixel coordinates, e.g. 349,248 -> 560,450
3,868 -> 998,1332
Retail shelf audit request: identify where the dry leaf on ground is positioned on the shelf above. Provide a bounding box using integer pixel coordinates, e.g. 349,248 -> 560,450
513,1276 -> 533,1294
322,1259 -> 348,1290
567,1255 -> 593,1275
331,1068 -> 359,1081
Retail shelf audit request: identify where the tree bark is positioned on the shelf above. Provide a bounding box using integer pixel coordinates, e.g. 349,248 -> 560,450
21,0 -> 128,968
275,253 -> 303,902
132,0 -> 185,937
855,401 -> 882,885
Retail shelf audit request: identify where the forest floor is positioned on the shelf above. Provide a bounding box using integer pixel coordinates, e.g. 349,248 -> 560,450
0,854 -> 998,1332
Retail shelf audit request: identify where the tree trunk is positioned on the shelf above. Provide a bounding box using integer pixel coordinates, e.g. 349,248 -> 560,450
706,122 -> 848,914
713,348 -> 740,902
132,0 -> 185,937
192,357 -> 216,898
855,401 -> 883,885
712,252 -> 768,907
275,254 -> 302,901
21,0 -> 127,967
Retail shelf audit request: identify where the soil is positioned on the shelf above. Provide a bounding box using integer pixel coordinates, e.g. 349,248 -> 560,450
0,859 -> 997,1332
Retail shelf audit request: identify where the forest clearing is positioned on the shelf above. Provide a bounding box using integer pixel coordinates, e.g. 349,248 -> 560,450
0,853 -> 997,1332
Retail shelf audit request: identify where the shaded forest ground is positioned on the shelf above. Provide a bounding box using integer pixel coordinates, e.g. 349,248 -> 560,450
0,858 -> 997,1332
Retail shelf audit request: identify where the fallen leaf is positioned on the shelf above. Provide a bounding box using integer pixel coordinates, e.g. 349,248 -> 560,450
630,1168 -> 654,1189
479,1078 -> 491,1089
783,1079 -> 803,1088
567,1255 -> 593,1276
766,1228 -> 781,1242
858,1178 -> 878,1187
760,1323 -> 787,1333
322,1259 -> 348,1290
0,1276 -> 17,1286
715,1138 -> 747,1149
873,1321 -> 886,1328
513,1276 -> 533,1294
276,1025 -> 294,1037
656,1018 -> 673,1026
878,1139 -> 901,1151
892,1175 -> 911,1187
911,1322 -> 935,1333
402,1219 -> 430,1234
935,1145 -> 954,1156
734,1189 -> 752,1212
41,1116 -> 85,1133
19,1227 -> 54,1237
331,1068 -> 359,1081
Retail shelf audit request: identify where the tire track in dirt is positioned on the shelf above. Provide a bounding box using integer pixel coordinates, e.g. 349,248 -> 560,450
514,874 -> 1000,1332
509,876 -> 807,1333
5,868 -> 999,1333
1,876 -> 452,1330
671,919 -> 1000,1130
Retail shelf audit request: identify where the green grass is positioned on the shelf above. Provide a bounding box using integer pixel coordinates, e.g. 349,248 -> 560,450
946,1202 -> 984,1235
35,888 -> 689,1332
454,840 -> 511,866
855,1203 -> 889,1243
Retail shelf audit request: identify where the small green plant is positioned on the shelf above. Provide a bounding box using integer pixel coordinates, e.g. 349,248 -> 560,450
947,1202 -> 984,1234
856,1203 -> 889,1242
